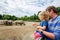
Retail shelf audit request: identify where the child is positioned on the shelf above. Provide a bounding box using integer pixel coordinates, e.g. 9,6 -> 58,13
34,11 -> 49,40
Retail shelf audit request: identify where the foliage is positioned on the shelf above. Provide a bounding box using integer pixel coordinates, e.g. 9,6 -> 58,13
0,7 -> 60,22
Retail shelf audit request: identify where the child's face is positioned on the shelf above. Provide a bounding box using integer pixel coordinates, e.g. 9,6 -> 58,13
38,15 -> 44,21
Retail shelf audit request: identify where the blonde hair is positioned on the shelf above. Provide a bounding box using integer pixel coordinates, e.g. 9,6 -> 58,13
38,11 -> 49,21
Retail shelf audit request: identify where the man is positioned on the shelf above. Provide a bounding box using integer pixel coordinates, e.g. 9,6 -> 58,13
38,6 -> 60,40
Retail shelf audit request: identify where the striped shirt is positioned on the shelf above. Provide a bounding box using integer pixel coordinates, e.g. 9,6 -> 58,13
48,16 -> 60,40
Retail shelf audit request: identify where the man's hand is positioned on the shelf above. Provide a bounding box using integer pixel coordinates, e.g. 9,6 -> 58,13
37,28 -> 54,40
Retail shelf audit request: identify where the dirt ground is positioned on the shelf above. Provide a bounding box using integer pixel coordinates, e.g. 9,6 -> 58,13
0,21 -> 39,40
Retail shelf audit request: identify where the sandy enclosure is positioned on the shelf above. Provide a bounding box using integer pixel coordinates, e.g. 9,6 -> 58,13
0,22 -> 39,40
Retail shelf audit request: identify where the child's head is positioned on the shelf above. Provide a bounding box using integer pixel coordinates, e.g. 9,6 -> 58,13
38,11 -> 49,21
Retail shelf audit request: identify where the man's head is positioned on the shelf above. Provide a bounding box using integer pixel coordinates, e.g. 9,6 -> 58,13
46,6 -> 57,18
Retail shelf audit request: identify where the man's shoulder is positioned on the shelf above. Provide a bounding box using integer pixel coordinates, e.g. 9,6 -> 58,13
56,16 -> 60,21
48,16 -> 60,23
48,16 -> 60,21
54,16 -> 60,23
58,16 -> 60,18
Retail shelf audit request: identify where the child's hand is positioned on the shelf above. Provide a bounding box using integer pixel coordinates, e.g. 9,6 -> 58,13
37,26 -> 40,29
32,24 -> 36,26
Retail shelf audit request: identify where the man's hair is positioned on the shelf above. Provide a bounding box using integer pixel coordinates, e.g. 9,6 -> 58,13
46,6 -> 57,13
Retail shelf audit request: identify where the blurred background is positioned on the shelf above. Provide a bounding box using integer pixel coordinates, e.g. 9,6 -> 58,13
0,0 -> 60,40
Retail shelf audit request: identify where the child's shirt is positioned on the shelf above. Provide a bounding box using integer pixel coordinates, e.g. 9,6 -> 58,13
36,20 -> 48,37
40,20 -> 48,31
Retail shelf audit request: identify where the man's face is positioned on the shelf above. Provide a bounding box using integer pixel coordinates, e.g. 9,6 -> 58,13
46,10 -> 53,18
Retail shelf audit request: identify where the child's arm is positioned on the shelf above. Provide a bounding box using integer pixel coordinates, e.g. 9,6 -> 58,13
37,26 -> 46,30
32,24 -> 40,27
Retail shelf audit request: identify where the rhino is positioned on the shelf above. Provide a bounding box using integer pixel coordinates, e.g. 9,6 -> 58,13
14,20 -> 25,26
4,20 -> 13,26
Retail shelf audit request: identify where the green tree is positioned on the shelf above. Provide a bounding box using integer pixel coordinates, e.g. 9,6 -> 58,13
11,15 -> 17,21
0,14 -> 3,19
56,7 -> 60,15
3,14 -> 11,20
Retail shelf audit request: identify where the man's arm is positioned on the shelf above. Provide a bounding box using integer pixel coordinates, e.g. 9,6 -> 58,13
38,21 -> 60,40
38,29 -> 54,40
42,31 -> 54,39
42,28 -> 60,40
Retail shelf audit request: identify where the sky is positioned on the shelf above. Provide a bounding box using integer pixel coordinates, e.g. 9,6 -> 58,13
0,0 -> 60,17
